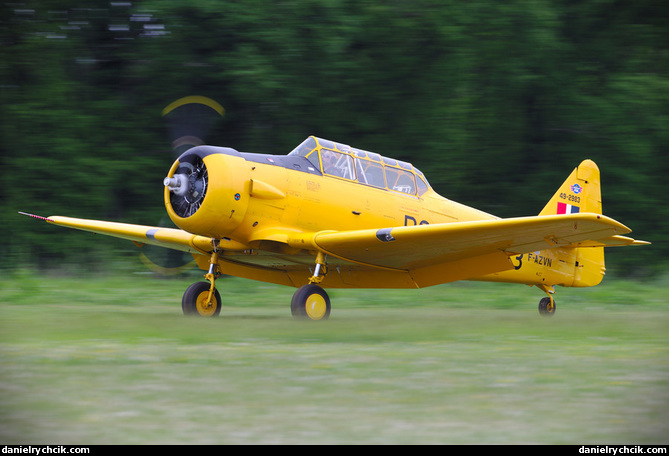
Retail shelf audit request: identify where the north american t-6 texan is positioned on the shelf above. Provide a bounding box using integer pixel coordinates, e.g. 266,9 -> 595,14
23,98 -> 648,321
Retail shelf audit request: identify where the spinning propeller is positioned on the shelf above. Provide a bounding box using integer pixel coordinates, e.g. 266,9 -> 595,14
139,96 -> 225,275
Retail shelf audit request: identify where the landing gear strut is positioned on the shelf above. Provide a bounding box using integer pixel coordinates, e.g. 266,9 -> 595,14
291,252 -> 331,321
182,250 -> 222,317
538,284 -> 556,317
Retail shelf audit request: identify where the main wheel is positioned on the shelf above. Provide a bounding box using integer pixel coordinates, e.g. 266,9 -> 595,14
291,284 -> 331,321
538,296 -> 556,317
182,281 -> 222,317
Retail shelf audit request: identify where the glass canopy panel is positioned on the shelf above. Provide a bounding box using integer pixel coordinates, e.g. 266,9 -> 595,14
289,136 -> 431,192
321,148 -> 355,180
288,137 -> 317,157
385,167 -> 417,195
355,158 -> 385,188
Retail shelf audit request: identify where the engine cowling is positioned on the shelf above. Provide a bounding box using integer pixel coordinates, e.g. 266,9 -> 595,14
164,146 -> 249,239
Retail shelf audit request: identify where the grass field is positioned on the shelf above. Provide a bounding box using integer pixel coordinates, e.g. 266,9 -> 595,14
1,270 -> 668,444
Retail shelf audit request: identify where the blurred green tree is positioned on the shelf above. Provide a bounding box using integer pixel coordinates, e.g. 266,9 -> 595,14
1,0 -> 664,275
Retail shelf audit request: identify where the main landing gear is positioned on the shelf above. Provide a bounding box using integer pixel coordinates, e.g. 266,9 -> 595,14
538,284 -> 556,317
182,250 -> 222,317
182,281 -> 222,317
181,249 -> 331,321
291,252 -> 331,321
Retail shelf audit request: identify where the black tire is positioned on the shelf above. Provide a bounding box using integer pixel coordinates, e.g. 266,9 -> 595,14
182,281 -> 222,317
291,284 -> 331,321
538,296 -> 556,317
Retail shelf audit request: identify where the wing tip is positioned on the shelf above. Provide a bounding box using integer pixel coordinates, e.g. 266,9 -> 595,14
18,212 -> 54,222
572,212 -> 632,234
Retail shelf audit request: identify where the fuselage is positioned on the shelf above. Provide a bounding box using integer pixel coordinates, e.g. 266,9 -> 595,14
164,137 -> 495,238
163,137 -> 592,290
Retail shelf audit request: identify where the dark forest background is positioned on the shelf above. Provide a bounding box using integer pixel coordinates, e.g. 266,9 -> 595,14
1,0 -> 666,276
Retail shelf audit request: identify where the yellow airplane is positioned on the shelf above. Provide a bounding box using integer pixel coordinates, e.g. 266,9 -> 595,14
22,134 -> 648,320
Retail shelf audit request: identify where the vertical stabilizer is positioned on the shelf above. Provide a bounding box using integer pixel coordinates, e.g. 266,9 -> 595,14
540,159 -> 605,287
539,159 -> 602,216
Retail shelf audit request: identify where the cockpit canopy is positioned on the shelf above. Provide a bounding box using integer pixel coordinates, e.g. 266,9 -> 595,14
288,136 -> 430,196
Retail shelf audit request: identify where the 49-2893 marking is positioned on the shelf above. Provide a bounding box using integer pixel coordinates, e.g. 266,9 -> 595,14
559,192 -> 581,203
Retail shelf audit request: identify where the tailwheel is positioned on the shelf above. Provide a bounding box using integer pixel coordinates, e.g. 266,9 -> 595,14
291,284 -> 331,321
538,296 -> 556,317
182,281 -> 222,317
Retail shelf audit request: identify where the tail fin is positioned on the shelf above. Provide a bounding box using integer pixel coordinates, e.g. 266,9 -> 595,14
539,159 -> 602,216
540,159 -> 605,287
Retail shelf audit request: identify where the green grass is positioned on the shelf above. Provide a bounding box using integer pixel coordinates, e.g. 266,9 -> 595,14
1,271 -> 668,444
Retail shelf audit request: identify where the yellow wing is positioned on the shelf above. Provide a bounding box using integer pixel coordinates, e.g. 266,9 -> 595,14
289,213 -> 640,286
23,212 -> 646,288
21,213 -> 220,254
